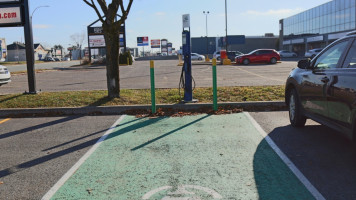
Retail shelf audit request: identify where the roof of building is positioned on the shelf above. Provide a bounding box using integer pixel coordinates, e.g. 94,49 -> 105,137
7,42 -> 47,51
7,42 -> 26,50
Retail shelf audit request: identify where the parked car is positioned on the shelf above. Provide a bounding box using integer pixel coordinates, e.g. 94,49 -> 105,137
235,49 -> 280,65
213,51 -> 243,61
54,57 -> 60,61
0,65 -> 11,86
285,31 -> 356,142
304,48 -> 323,58
278,50 -> 297,57
44,57 -> 55,62
191,53 -> 205,61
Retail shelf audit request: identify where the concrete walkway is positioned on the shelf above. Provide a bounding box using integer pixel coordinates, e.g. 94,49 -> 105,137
44,113 -> 316,200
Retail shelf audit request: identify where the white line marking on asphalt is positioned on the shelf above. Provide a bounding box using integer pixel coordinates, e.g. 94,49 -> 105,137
244,112 -> 326,200
41,115 -> 127,200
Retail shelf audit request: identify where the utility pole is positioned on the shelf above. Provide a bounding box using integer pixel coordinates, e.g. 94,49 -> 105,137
225,0 -> 228,51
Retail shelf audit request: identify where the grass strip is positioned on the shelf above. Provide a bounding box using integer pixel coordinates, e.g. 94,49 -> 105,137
0,61 -> 45,66
0,86 -> 284,108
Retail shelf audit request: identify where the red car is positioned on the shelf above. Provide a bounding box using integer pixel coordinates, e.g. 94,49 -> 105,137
235,49 -> 280,65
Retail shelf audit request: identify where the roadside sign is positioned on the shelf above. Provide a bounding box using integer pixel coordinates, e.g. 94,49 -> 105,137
0,0 -> 21,3
89,35 -> 105,48
182,14 -> 190,29
0,5 -> 23,27
137,36 -> 148,46
151,39 -> 160,48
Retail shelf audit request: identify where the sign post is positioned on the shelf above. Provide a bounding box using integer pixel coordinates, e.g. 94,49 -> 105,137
23,0 -> 36,94
0,0 -> 37,94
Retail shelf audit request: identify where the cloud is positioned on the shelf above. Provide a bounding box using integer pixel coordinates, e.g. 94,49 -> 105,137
242,8 -> 304,17
33,24 -> 51,29
155,12 -> 166,16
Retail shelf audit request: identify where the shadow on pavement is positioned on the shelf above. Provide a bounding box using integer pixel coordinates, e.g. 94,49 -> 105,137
130,115 -> 210,151
0,116 -> 82,140
0,116 -> 143,179
254,124 -> 356,199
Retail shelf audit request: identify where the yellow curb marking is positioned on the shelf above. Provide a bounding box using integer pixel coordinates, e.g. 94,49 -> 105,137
0,118 -> 10,124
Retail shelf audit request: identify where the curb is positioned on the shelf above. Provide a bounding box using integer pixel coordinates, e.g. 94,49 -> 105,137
0,101 -> 286,118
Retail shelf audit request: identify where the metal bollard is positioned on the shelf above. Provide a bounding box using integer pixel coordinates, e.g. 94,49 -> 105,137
150,60 -> 156,113
212,58 -> 218,111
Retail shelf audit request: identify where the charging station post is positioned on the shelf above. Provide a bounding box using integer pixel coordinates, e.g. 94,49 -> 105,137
182,30 -> 193,102
181,14 -> 197,103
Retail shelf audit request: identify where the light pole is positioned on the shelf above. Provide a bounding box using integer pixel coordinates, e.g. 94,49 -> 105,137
203,11 -> 209,58
225,0 -> 228,51
31,5 -> 49,19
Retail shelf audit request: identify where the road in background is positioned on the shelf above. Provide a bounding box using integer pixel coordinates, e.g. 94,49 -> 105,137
0,60 -> 297,94
4,61 -> 81,72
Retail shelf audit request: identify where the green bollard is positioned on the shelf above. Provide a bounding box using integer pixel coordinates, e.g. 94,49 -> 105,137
150,60 -> 156,113
212,58 -> 218,111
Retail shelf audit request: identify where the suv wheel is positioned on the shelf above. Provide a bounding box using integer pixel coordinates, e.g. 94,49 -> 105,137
243,59 -> 250,65
289,88 -> 306,127
270,57 -> 277,64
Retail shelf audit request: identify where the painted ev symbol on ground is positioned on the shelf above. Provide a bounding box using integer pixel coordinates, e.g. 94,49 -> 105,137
142,185 -> 223,200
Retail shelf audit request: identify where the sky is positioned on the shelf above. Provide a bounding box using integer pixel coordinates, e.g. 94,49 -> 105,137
0,0 -> 332,51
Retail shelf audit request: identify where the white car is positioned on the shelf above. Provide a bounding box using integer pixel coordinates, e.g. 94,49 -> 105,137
0,65 -> 11,86
191,53 -> 205,61
278,50 -> 297,57
304,48 -> 323,58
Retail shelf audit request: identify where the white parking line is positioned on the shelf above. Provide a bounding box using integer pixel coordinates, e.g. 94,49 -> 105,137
41,115 -> 127,200
244,112 -> 326,200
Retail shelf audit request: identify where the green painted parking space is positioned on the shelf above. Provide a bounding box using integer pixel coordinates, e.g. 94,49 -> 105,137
49,113 -> 315,199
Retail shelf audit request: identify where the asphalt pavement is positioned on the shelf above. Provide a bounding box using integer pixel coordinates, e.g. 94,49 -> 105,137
5,60 -> 81,72
0,60 -> 297,95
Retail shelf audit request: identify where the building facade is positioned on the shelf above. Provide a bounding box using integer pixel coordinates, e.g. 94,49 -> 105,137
0,38 -> 6,61
7,42 -> 49,61
192,35 -> 279,56
280,0 -> 356,56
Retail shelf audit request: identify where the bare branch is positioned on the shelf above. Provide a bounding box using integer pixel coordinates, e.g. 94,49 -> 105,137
83,0 -> 105,23
114,0 -> 133,27
97,0 -> 109,16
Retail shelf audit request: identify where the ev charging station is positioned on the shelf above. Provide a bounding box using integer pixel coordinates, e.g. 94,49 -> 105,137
180,14 -> 197,103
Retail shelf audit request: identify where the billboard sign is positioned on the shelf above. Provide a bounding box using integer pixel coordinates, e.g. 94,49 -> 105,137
161,39 -> 168,47
88,25 -> 125,35
0,0 -> 21,3
0,6 -> 22,26
89,35 -> 105,48
137,36 -> 148,46
182,14 -> 190,28
151,39 -> 160,48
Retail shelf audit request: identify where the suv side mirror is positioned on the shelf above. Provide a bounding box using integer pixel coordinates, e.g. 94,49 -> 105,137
297,59 -> 311,69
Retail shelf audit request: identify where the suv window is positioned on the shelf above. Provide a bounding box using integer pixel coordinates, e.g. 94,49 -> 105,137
343,40 -> 356,68
314,40 -> 349,69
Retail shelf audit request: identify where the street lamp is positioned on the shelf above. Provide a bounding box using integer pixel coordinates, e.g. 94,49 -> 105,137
225,0 -> 228,51
203,11 -> 209,58
31,5 -> 49,19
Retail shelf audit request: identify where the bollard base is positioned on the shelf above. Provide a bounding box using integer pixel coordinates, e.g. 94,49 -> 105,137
182,99 -> 199,104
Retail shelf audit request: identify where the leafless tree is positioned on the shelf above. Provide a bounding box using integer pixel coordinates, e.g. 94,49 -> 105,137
70,32 -> 86,60
83,0 -> 133,98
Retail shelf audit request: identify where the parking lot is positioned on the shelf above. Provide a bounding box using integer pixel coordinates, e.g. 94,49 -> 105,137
2,59 -> 356,199
0,60 -> 296,94
1,112 -> 356,199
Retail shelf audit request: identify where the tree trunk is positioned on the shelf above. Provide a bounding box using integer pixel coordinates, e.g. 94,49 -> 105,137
103,23 -> 120,98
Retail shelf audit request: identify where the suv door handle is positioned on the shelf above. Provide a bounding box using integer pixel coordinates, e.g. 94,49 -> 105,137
321,77 -> 330,83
